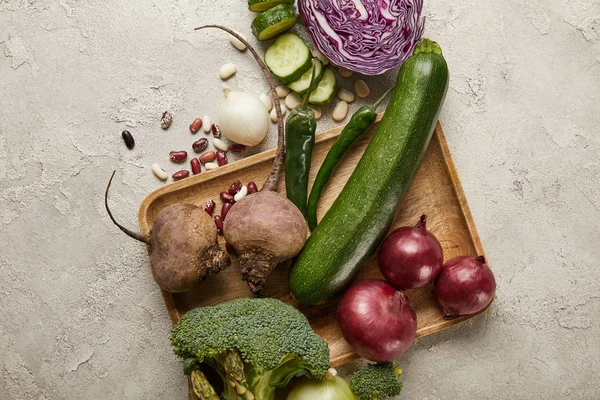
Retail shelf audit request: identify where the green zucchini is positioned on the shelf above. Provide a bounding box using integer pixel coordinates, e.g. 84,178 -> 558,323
289,39 -> 449,305
264,33 -> 312,84
248,0 -> 294,12
251,4 -> 297,41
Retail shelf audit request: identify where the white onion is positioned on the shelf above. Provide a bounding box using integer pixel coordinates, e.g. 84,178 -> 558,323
218,88 -> 269,146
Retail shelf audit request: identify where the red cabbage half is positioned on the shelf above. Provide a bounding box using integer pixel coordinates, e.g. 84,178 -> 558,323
299,0 -> 424,75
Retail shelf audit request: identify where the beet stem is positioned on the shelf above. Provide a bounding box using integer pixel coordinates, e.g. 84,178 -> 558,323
195,25 -> 284,193
104,170 -> 151,244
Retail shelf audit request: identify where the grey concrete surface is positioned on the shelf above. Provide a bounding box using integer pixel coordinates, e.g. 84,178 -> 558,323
1,0 -> 599,398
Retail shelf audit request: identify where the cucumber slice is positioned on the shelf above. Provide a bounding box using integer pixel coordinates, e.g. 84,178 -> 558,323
248,0 -> 294,12
308,67 -> 337,105
251,4 -> 297,41
264,33 -> 312,84
288,59 -> 325,95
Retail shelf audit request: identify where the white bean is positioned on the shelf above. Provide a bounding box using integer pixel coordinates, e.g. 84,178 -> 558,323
309,105 -> 322,120
259,93 -> 273,112
151,163 -> 168,180
204,162 -> 219,170
228,32 -> 247,51
234,185 -> 248,202
213,138 -> 229,152
285,92 -> 302,109
332,101 -> 349,122
275,85 -> 290,98
270,104 -> 286,123
219,63 -> 237,80
338,67 -> 353,78
202,115 -> 212,133
337,88 -> 355,103
312,49 -> 330,65
354,79 -> 370,98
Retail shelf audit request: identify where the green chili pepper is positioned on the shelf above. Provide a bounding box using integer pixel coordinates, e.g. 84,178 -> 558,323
306,87 -> 394,230
285,62 -> 319,217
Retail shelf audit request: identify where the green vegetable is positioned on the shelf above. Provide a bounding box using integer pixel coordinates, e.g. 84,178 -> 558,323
285,63 -> 318,216
307,87 -> 393,230
248,0 -> 294,12
287,371 -> 357,400
171,297 -> 331,400
289,38 -> 449,304
308,66 -> 337,105
288,58 -> 324,94
349,363 -> 403,400
252,4 -> 297,41
264,32 -> 312,83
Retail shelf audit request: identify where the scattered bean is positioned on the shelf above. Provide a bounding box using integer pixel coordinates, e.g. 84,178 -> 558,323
270,104 -> 286,123
354,79 -> 370,98
337,88 -> 355,103
213,138 -> 229,152
228,180 -> 243,195
169,151 -> 188,163
234,185 -> 248,202
192,138 -> 209,153
221,202 -> 232,219
190,118 -> 203,133
228,32 -> 247,51
219,63 -> 237,80
205,162 -> 219,170
151,164 -> 168,180
172,170 -> 190,180
338,67 -> 353,78
214,215 -> 224,235
191,158 -> 201,175
259,93 -> 273,111
312,49 -> 329,65
121,130 -> 134,150
309,105 -> 322,120
275,85 -> 290,98
161,111 -> 173,129
204,199 -> 216,216
198,151 -> 216,164
247,181 -> 258,194
220,191 -> 235,203
211,123 -> 221,138
202,116 -> 212,133
332,101 -> 349,122
216,150 -> 228,166
285,92 -> 303,109
229,144 -> 246,153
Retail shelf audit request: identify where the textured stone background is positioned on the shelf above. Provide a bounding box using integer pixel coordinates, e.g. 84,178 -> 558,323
1,0 -> 599,398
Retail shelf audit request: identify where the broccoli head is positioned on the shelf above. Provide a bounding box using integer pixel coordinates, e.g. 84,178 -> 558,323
349,362 -> 403,400
171,297 -> 331,400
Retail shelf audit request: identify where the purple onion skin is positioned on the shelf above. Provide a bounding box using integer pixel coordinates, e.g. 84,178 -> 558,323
378,215 -> 444,289
298,0 -> 425,75
434,256 -> 496,319
337,279 -> 417,362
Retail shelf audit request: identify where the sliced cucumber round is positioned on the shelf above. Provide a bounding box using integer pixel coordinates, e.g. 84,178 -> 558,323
288,59 -> 324,95
264,32 -> 312,84
251,4 -> 297,41
248,0 -> 294,12
309,67 -> 337,105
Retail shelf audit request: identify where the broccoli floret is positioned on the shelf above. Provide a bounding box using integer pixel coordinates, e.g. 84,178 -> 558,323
349,362 -> 403,400
171,298 -> 331,400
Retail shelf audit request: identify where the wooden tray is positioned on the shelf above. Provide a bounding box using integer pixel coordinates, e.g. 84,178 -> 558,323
139,115 -> 486,368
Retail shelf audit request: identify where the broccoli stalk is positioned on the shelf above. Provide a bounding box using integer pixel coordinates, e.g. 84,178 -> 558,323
172,298 -> 331,400
349,362 -> 403,400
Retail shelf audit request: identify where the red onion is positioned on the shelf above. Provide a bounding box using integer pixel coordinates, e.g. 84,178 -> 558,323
378,215 -> 443,289
434,256 -> 496,319
337,279 -> 416,362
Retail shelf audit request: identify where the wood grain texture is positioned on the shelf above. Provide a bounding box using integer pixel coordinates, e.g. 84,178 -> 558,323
139,115 -> 488,370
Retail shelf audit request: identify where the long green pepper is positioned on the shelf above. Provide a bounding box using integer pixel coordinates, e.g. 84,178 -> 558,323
285,62 -> 318,216
306,87 -> 394,230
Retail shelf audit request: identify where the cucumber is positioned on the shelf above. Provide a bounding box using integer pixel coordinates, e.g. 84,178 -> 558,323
251,4 -> 297,41
288,59 -> 324,94
289,39 -> 449,305
308,67 -> 337,105
264,32 -> 312,84
248,0 -> 294,12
